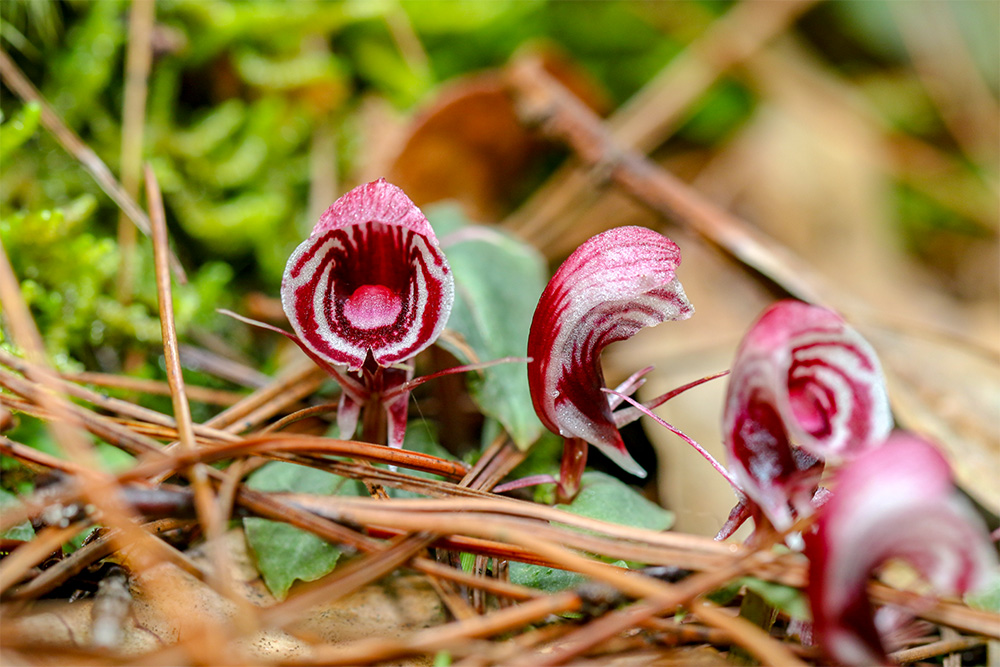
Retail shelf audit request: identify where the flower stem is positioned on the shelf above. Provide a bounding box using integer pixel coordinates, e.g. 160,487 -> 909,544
556,437 -> 588,504
359,397 -> 386,445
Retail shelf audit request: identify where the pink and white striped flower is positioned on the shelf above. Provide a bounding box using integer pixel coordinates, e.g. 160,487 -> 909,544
721,300 -> 891,533
224,179 -> 454,449
527,226 -> 694,481
281,178 -> 453,370
805,432 -> 996,666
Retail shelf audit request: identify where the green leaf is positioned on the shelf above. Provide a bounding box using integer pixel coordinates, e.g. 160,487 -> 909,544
243,461 -> 364,599
709,577 -> 810,621
459,551 -> 477,573
0,489 -> 34,541
966,570 -> 1000,613
509,561 -> 586,592
511,558 -> 630,593
0,102 -> 41,161
740,577 -> 810,622
64,527 -> 98,554
429,204 -> 546,450
706,579 -> 743,607
556,472 -> 674,533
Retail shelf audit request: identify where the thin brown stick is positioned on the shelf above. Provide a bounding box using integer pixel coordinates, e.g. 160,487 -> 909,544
505,0 -> 818,243
0,387 -> 168,463
0,430 -> 470,536
147,161 -> 255,625
121,434 -> 471,483
141,357 -> 324,486
428,575 -> 479,622
116,0 -> 156,302
525,548 -> 779,666
889,636 -> 985,664
0,435 -> 93,476
869,583 -> 1000,639
178,342 -> 272,389
62,371 -> 246,406
0,245 -> 49,371
259,402 -> 337,433
690,598 -> 807,667
506,56 -> 829,306
204,359 -> 326,431
146,164 -> 218,530
277,494 -> 742,559
230,485 -> 379,555
0,49 -> 185,281
214,457 -> 249,541
0,357 -> 241,443
411,559 -> 539,603
279,456 -> 493,499
302,591 -> 582,666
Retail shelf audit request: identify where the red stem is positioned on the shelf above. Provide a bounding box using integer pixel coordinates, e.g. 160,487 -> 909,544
557,437 -> 588,504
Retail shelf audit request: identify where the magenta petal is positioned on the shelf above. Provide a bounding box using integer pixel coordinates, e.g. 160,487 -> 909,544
726,300 -> 891,462
527,226 -> 693,478
806,432 -> 996,666
722,300 -> 891,531
281,179 -> 454,370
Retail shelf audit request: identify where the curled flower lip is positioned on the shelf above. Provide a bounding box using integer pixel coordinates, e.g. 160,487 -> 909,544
527,225 -> 694,478
722,300 -> 891,532
806,432 -> 996,666
281,178 -> 454,371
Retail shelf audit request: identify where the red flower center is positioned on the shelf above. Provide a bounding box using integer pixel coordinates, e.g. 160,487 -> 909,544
343,284 -> 403,330
788,379 -> 833,437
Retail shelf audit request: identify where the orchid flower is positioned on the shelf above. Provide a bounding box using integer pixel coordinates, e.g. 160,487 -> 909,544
720,300 -> 891,537
526,226 -> 693,501
805,432 -> 996,666
282,178 -> 453,371
225,179 -> 454,448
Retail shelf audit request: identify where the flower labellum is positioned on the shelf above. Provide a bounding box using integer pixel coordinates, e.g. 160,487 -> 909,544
281,178 -> 454,371
527,226 -> 694,479
721,300 -> 891,532
805,432 -> 996,666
